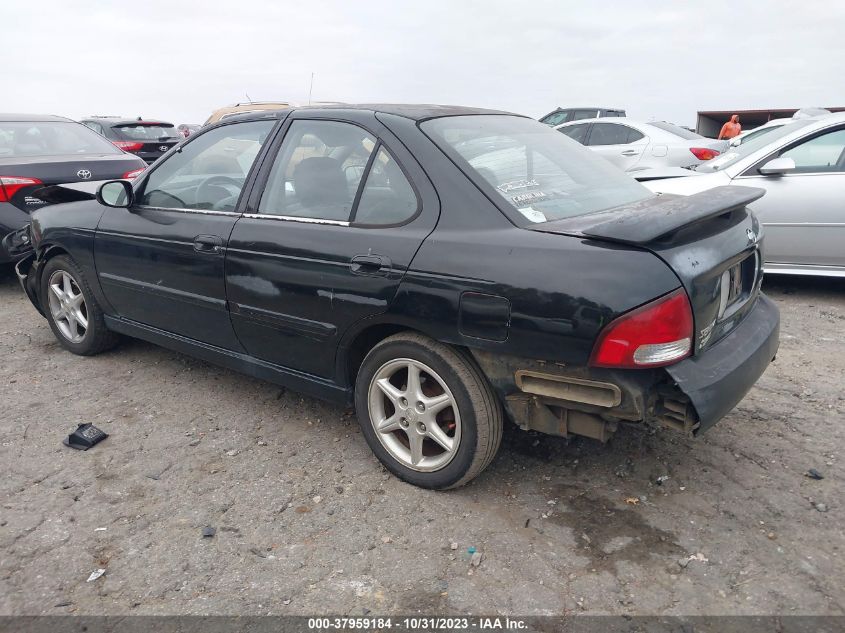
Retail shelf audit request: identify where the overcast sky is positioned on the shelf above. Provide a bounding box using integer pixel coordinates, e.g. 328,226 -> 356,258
4,0 -> 844,127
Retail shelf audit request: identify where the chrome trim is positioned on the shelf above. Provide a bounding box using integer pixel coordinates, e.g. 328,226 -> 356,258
241,213 -> 349,226
763,222 -> 845,227
134,205 -> 240,217
764,263 -> 845,278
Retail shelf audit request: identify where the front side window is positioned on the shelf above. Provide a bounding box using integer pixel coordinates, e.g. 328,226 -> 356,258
139,119 -> 274,211
258,120 -> 375,221
558,123 -> 589,144
422,115 -> 652,224
588,123 -> 637,146
780,128 -> 845,173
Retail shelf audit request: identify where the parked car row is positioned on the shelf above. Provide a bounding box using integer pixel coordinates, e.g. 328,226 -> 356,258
640,112 -> 845,277
0,114 -> 146,262
80,117 -> 182,164
555,118 -> 728,171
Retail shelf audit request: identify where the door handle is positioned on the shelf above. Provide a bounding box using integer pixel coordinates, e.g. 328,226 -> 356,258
193,234 -> 223,254
350,254 -> 391,276
621,149 -> 639,156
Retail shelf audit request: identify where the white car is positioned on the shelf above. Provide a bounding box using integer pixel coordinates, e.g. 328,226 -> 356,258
555,118 -> 727,172
640,112 -> 845,277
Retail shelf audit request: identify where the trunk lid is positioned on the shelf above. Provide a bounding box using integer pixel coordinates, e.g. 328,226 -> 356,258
528,186 -> 766,354
0,154 -> 143,212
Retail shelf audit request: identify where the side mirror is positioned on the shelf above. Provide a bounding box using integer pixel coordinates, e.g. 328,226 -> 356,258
729,136 -> 742,147
96,180 -> 134,208
758,156 -> 796,176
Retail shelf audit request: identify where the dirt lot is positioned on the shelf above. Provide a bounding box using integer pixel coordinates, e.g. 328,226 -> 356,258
0,264 -> 842,616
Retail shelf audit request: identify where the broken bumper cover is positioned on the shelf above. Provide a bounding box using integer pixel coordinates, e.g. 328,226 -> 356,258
667,293 -> 779,434
15,251 -> 44,316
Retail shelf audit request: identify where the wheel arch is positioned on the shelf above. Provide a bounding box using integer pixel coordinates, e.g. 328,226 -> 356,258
338,317 -> 475,390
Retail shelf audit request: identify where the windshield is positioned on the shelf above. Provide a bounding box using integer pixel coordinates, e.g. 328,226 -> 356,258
421,115 -> 652,224
111,123 -> 180,140
0,121 -> 123,157
648,121 -> 701,140
695,120 -> 815,172
735,124 -> 785,146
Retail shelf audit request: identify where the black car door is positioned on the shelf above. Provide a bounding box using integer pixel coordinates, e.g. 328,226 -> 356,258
225,111 -> 439,379
94,119 -> 278,350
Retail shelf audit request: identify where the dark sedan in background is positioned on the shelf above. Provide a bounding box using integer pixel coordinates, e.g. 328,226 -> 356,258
0,114 -> 145,262
79,117 -> 181,164
13,105 -> 779,489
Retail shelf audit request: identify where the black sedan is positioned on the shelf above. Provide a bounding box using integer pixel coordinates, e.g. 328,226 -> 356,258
79,118 -> 181,164
0,114 -> 146,262
13,105 -> 779,489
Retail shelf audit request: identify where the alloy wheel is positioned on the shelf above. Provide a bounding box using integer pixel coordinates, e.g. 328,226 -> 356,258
367,358 -> 462,472
47,270 -> 88,343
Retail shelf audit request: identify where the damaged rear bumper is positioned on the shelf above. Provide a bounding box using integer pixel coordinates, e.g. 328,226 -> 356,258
666,293 -> 779,434
15,251 -> 45,316
471,293 -> 779,441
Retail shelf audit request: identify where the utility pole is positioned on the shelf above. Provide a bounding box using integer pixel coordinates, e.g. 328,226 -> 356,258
308,72 -> 315,105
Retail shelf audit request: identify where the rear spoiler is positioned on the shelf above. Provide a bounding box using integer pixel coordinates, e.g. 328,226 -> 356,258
531,186 -> 765,245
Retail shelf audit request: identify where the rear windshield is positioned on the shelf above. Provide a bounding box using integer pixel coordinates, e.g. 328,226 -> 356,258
0,121 -> 122,157
648,121 -> 701,140
111,123 -> 180,141
421,115 -> 652,224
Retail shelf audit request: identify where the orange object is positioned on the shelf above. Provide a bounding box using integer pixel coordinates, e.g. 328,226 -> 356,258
718,114 -> 741,140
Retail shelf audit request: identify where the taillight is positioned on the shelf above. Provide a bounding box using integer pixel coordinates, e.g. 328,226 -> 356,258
690,147 -> 720,161
122,168 -> 145,179
590,289 -> 693,368
0,176 -> 43,202
113,141 -> 143,152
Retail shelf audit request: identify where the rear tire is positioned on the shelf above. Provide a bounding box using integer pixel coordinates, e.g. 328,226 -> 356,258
40,255 -> 119,356
354,332 -> 502,489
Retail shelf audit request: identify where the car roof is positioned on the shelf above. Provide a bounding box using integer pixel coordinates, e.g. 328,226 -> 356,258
0,113 -> 74,123
220,103 -> 518,124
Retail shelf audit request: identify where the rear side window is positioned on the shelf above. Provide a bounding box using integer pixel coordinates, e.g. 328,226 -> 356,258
112,124 -> 180,140
353,147 -> 418,225
422,115 -> 651,224
259,120 -> 375,221
588,123 -> 639,146
259,120 -> 419,225
0,121 -> 122,158
558,123 -> 589,144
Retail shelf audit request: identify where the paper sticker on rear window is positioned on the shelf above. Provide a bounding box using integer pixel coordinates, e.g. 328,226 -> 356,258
497,179 -> 539,193
511,191 -> 549,206
517,206 -> 547,223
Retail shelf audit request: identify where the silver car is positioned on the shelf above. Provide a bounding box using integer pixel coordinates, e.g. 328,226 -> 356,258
641,112 -> 845,277
555,118 -> 727,172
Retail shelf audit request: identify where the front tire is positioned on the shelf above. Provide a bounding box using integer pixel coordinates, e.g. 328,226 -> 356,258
355,332 -> 502,489
40,255 -> 118,356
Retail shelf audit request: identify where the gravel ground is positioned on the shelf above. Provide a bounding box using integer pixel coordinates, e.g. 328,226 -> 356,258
0,264 -> 842,616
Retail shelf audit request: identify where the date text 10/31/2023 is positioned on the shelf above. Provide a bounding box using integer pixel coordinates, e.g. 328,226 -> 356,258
307,617 -> 528,630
